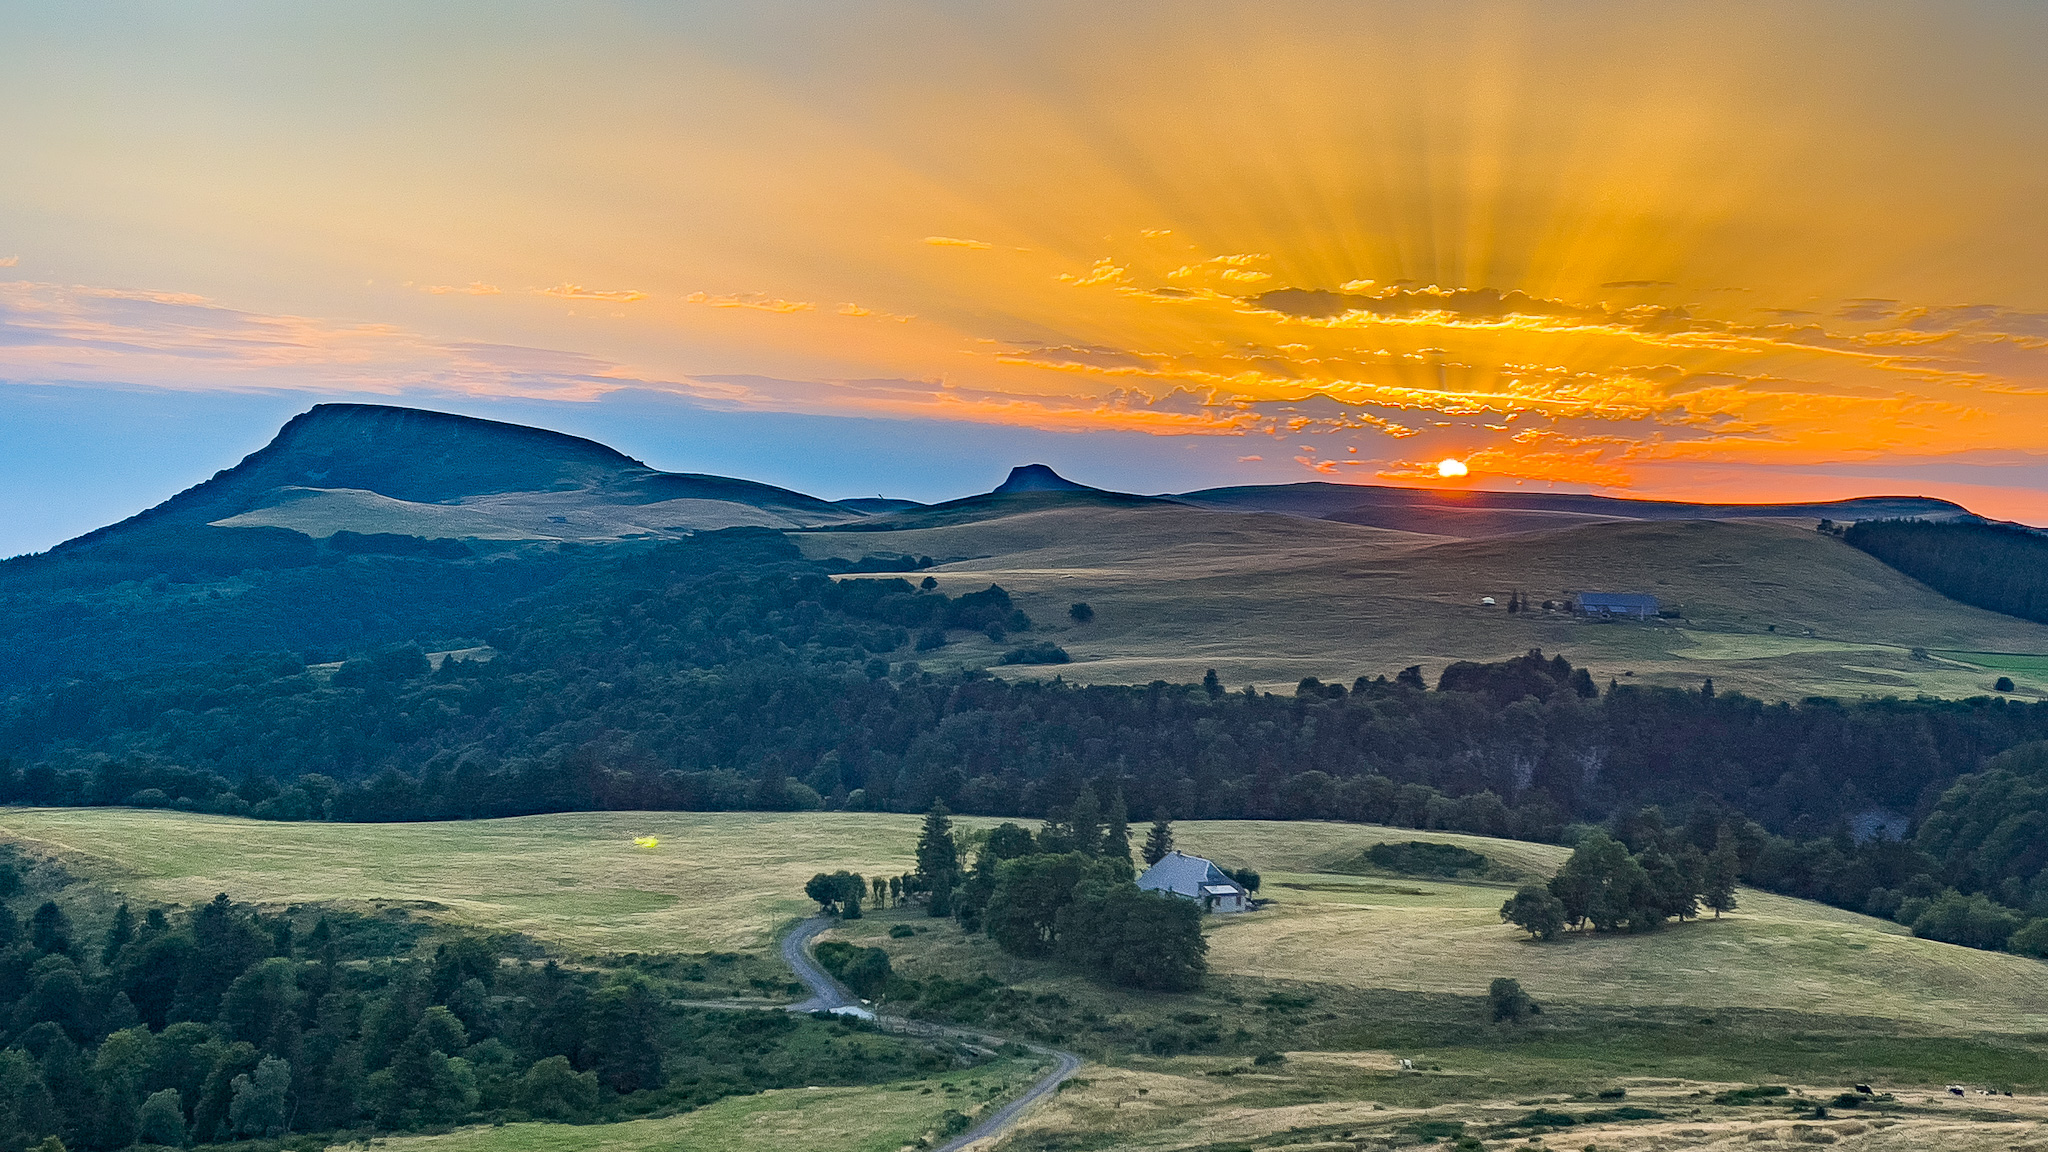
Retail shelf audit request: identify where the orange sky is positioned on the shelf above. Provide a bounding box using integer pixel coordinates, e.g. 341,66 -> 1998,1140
5,3 -> 2048,521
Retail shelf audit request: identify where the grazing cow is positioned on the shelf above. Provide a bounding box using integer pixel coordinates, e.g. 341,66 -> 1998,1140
1398,1059 -> 1414,1071
1853,1084 -> 1873,1095
1947,1085 -> 1966,1096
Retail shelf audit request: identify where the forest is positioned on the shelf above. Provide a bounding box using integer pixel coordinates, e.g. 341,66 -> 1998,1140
0,847 -> 968,1152
1844,517 -> 2048,625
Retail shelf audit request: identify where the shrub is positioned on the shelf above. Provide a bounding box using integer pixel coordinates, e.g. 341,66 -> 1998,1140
1068,602 -> 1095,623
1488,977 -> 1540,1022
999,642 -> 1070,666
1367,840 -> 1491,876
888,923 -> 916,938
1996,676 -> 2016,693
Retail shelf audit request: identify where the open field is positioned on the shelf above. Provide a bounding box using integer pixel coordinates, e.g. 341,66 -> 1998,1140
334,1060 -> 1040,1152
10,807 -> 2048,1152
794,501 -> 2048,700
11,809 -> 2047,1036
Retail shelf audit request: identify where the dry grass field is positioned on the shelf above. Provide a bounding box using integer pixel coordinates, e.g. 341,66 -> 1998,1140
6,810 -> 2045,1035
793,500 -> 2048,700
335,1060 -> 1040,1152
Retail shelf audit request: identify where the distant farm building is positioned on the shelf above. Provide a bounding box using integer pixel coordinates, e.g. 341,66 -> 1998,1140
1572,592 -> 1660,619
1137,851 -> 1250,914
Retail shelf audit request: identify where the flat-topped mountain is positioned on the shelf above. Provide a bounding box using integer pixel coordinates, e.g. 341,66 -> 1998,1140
55,403 -> 872,553
993,463 -> 1096,494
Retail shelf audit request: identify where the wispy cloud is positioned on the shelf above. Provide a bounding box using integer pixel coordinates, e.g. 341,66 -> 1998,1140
422,282 -> 501,296
685,291 -> 813,313
0,256 -> 17,268
538,283 -> 647,302
923,236 -> 992,249
838,303 -> 914,321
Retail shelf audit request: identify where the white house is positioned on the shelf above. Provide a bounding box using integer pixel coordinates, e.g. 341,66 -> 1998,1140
1137,850 -> 1250,914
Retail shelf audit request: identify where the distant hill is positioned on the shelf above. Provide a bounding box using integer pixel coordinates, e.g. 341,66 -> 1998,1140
1172,481 -> 1969,539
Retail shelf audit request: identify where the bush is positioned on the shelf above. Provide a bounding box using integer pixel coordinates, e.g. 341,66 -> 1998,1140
999,642 -> 1070,666
518,1055 -> 600,1121
813,941 -> 893,998
1068,602 -> 1094,623
1996,676 -> 2016,693
2011,918 -> 2048,958
1367,840 -> 1490,876
1488,977 -> 1540,1022
888,923 -> 916,938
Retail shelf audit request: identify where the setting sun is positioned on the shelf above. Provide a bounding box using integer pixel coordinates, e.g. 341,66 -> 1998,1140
1437,458 -> 1470,479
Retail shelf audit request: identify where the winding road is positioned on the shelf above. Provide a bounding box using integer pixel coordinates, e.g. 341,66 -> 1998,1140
779,917 -> 1084,1152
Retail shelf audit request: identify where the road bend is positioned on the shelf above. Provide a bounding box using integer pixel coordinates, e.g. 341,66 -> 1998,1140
780,916 -> 1084,1152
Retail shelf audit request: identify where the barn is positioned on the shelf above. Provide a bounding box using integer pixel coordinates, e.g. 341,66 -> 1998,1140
1572,592 -> 1660,619
1136,850 -> 1250,914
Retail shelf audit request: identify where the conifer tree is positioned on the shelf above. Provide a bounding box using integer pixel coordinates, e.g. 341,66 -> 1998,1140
1703,834 -> 1741,918
1102,790 -> 1133,875
914,800 -> 959,917
1066,786 -> 1105,856
1142,809 -> 1175,866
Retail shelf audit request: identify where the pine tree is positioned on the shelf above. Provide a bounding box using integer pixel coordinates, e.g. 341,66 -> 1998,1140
102,903 -> 134,967
1202,668 -> 1224,699
1142,810 -> 1175,866
914,801 -> 959,917
1102,790 -> 1133,876
1703,834 -> 1741,918
1066,786 -> 1104,857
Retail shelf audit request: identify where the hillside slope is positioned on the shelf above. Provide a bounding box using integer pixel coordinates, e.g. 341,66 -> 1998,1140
797,503 -> 2048,699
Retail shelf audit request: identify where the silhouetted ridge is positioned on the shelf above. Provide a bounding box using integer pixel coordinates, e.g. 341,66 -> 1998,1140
993,464 -> 1095,494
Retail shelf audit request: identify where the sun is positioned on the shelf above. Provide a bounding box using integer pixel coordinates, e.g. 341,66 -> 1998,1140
1437,458 -> 1469,478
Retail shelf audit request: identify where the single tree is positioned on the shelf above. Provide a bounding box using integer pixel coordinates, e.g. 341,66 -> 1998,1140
137,1088 -> 186,1146
888,875 -> 903,903
1068,602 -> 1095,623
30,902 -> 71,956
871,875 -> 888,907
1500,885 -> 1567,940
915,801 -> 959,917
1231,868 -> 1261,894
1396,665 -> 1426,691
1142,810 -> 1175,866
1102,790 -> 1132,870
1702,835 -> 1741,918
102,903 -> 135,967
1065,786 -> 1105,857
1203,668 -> 1224,699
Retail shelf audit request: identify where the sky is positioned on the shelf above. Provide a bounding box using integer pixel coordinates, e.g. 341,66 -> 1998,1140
6,1 -> 2048,556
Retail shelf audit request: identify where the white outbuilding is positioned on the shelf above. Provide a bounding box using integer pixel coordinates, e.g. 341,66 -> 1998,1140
1137,850 -> 1251,914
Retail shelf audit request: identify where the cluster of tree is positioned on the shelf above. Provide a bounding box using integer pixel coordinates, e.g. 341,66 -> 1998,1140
1844,518 -> 2048,626
0,852 -> 968,1151
808,799 -> 1208,992
1501,828 -> 1738,939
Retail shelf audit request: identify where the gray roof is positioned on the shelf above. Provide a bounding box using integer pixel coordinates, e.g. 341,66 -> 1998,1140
1575,592 -> 1659,609
1137,851 -> 1245,900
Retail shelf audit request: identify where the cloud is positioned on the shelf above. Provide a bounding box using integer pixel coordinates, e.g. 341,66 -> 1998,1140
538,283 -> 647,302
1056,259 -> 1129,287
422,282 -> 501,295
684,291 -> 813,313
838,303 -> 914,321
1002,345 -> 1153,370
1140,228 -> 1172,238
0,257 -> 17,268
1237,454 -> 1262,461
923,235 -> 993,249
1600,280 -> 1673,289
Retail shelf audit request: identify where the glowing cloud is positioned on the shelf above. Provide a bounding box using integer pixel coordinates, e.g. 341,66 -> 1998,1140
923,236 -> 993,249
1437,458 -> 1469,478
685,292 -> 814,313
538,284 -> 647,302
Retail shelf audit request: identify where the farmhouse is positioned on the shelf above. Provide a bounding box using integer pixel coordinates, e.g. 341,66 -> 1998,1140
1571,592 -> 1659,619
1137,850 -> 1250,914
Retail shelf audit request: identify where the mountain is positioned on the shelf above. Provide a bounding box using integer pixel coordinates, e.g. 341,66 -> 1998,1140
993,464 -> 1097,494
53,403 -> 874,557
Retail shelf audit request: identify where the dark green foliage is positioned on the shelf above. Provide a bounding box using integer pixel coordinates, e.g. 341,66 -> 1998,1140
1997,676 -> 2017,693
1714,1084 -> 1790,1105
1499,886 -> 1567,940
0,873 -> 975,1149
984,853 -> 1207,990
1845,518 -> 2048,625
812,942 -> 893,999
1067,602 -> 1094,623
1548,833 -> 1667,932
1364,840 -> 1490,877
1141,812 -> 1173,866
1898,891 -> 2021,950
1488,977 -> 1540,1022
803,872 -> 866,917
999,642 -> 1069,665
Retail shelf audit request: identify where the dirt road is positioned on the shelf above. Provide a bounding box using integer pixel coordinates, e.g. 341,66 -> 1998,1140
780,916 -> 1083,1151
